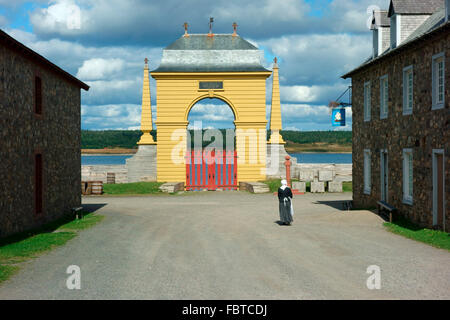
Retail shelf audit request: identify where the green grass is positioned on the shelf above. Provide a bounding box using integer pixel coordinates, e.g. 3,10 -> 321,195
0,265 -> 19,282
0,212 -> 104,284
263,179 -> 282,193
103,182 -> 164,195
58,213 -> 104,231
384,218 -> 450,251
343,181 -> 352,192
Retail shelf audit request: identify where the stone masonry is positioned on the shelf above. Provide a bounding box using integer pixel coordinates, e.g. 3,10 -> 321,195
0,31 -> 88,238
347,23 -> 449,230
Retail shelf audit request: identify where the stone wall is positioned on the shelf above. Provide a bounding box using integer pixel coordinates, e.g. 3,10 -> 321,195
82,165 -> 128,184
351,29 -> 449,230
0,44 -> 82,237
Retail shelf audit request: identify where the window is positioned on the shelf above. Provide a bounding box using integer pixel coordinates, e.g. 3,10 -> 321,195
34,76 -> 42,115
364,149 -> 371,194
35,153 -> 43,215
432,53 -> 445,110
403,66 -> 413,115
364,82 -> 371,121
380,75 -> 388,119
403,149 -> 413,205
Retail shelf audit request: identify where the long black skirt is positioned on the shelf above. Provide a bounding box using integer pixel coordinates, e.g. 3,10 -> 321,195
279,199 -> 293,223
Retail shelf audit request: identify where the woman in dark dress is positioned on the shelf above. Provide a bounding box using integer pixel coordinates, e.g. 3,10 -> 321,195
278,179 -> 293,225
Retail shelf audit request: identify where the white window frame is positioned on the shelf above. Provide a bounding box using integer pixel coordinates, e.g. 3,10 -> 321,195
402,148 -> 413,205
432,149 -> 445,227
380,75 -> 389,119
364,81 -> 371,122
363,149 -> 371,195
432,52 -> 445,110
403,65 -> 413,115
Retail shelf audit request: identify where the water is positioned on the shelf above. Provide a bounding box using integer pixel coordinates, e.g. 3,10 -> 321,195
81,153 -> 352,165
82,155 -> 133,165
291,153 -> 352,164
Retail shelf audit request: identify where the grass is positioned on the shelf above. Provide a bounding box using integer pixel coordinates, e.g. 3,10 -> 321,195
384,217 -> 450,251
0,212 -> 104,284
343,181 -> 352,192
103,181 -> 164,195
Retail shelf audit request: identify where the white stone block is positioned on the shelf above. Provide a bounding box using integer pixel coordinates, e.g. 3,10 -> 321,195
328,181 -> 343,193
311,181 -> 325,193
292,181 -> 306,193
319,170 -> 334,182
299,170 -> 315,182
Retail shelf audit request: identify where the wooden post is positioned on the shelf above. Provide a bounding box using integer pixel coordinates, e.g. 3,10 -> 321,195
285,155 -> 291,188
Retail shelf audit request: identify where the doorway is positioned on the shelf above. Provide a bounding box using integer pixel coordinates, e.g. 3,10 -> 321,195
432,150 -> 445,229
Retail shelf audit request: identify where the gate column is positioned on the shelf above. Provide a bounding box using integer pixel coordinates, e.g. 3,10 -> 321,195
155,121 -> 189,183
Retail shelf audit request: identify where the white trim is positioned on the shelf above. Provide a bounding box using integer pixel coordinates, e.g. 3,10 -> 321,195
432,52 -> 445,110
402,65 -> 413,115
396,15 -> 402,46
380,75 -> 388,119
364,81 -> 371,122
378,28 -> 383,56
380,149 -> 388,202
364,149 -> 371,194
432,149 -> 445,229
402,148 -> 413,205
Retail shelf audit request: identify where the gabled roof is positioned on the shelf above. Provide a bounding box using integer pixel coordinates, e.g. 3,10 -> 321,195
371,10 -> 390,29
152,34 -> 270,73
388,0 -> 444,17
343,8 -> 448,79
0,29 -> 89,91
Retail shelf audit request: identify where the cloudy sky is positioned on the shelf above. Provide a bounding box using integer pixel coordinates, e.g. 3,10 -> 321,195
0,0 -> 388,131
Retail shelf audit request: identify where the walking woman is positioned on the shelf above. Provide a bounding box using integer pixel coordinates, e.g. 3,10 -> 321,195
278,179 -> 293,225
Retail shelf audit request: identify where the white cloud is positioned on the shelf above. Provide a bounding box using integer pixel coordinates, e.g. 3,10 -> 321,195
77,58 -> 126,80
280,83 -> 349,103
30,0 -> 83,35
0,15 -> 8,27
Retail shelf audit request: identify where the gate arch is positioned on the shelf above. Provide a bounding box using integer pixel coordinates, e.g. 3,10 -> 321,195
149,33 -> 273,184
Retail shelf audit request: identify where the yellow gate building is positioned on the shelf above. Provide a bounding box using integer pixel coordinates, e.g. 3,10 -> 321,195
135,29 -> 286,184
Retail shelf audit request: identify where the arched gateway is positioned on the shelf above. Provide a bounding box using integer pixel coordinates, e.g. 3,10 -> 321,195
127,28 -> 290,187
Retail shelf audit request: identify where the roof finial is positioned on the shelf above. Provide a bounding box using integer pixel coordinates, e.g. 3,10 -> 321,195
274,57 -> 278,65
144,57 -> 149,66
183,22 -> 189,37
232,22 -> 238,36
208,17 -> 214,37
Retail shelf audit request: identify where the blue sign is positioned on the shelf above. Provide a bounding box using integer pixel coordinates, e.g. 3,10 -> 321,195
332,108 -> 346,127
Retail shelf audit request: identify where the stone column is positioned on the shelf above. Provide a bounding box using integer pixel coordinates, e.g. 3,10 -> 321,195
137,58 -> 156,145
126,58 -> 157,182
268,57 -> 285,145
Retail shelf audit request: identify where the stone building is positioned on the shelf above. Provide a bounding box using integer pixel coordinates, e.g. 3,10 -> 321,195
343,0 -> 449,230
0,30 -> 89,238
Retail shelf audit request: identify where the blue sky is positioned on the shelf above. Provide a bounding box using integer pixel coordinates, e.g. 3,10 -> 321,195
0,0 -> 389,131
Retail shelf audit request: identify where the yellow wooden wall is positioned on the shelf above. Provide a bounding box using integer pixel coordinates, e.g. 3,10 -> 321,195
151,72 -> 272,183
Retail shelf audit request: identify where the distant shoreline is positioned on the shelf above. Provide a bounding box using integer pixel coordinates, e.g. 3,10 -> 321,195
81,148 -> 352,155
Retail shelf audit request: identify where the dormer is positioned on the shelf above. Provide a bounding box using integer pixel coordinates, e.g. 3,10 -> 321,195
371,10 -> 390,57
388,0 -> 444,48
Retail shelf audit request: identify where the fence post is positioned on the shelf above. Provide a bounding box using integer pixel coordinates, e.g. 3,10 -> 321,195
285,155 -> 291,188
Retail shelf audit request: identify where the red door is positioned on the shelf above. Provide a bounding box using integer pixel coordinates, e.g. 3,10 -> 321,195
186,149 -> 237,191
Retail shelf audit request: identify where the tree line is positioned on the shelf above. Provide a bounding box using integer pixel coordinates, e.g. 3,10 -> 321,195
81,130 -> 352,149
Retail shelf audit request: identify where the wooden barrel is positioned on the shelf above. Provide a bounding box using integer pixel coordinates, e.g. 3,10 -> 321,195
91,181 -> 103,195
107,172 -> 115,184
